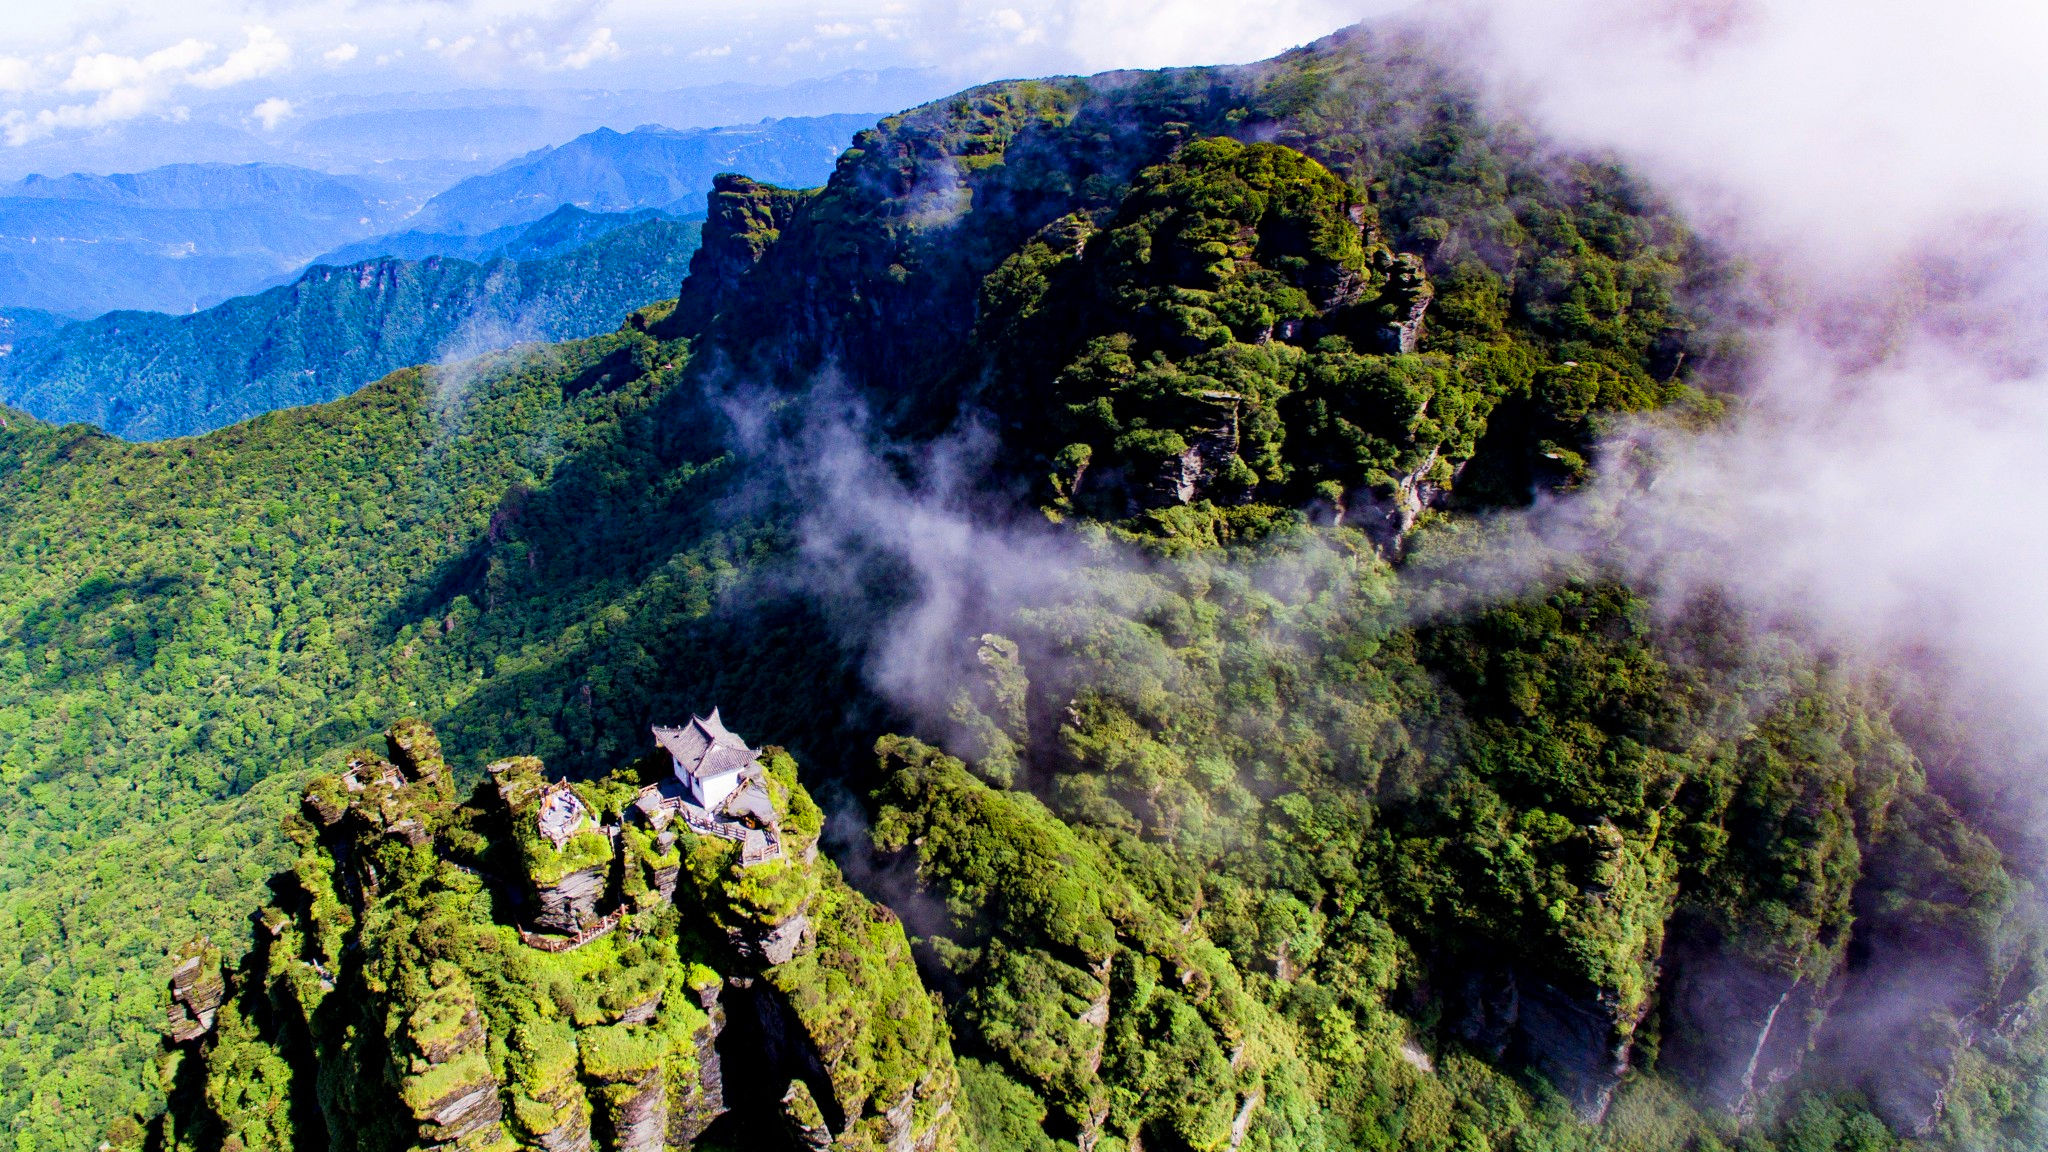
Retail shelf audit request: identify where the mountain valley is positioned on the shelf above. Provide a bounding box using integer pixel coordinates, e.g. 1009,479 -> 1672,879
0,113 -> 879,320
0,214 -> 700,438
0,23 -> 2040,1152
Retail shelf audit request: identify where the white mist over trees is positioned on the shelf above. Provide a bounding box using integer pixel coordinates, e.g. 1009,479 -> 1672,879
1441,0 -> 2048,790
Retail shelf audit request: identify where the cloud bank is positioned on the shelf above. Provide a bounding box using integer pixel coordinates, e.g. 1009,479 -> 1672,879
0,1 -> 1381,148
1433,0 -> 2048,794
0,26 -> 290,144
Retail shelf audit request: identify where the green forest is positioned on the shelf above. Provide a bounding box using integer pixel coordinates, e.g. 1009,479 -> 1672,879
0,22 -> 2041,1152
0,215 -> 702,440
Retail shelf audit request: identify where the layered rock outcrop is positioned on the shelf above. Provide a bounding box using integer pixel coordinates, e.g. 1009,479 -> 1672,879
396,969 -> 510,1152
153,719 -> 960,1152
494,758 -> 613,935
165,943 -> 226,1046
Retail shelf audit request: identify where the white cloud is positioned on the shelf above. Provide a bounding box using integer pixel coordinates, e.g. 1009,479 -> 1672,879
1,25 -> 294,145
556,27 -> 620,69
191,27 -> 290,89
902,0 -> 1379,75
1418,0 -> 2048,791
1447,0 -> 2048,276
62,39 -> 209,93
0,58 -> 36,94
5,82 -> 165,144
0,1 -> 1375,111
248,95 -> 292,130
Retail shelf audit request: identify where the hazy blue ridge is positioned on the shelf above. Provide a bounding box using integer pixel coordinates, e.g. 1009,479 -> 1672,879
5,163 -> 390,213
0,215 -> 700,440
403,113 -> 874,234
307,205 -> 685,268
0,67 -> 953,186
0,114 -> 875,316
0,163 -> 411,315
0,307 -> 75,351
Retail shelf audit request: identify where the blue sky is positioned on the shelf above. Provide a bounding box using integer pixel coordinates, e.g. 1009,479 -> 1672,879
0,0 -> 1380,147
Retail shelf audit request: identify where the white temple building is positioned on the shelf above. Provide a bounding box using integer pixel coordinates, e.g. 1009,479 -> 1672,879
651,709 -> 760,811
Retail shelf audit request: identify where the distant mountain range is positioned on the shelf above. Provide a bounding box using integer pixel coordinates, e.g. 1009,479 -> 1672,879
0,114 -> 873,316
0,308 -> 71,353
310,204 -> 679,267
0,68 -> 950,185
0,92 -> 884,437
399,114 -> 875,235
0,163 -> 408,316
0,214 -> 699,439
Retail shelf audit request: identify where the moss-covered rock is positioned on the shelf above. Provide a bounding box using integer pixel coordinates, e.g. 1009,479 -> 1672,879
763,871 -> 962,1152
166,940 -> 227,1046
494,757 -> 615,933
158,720 -> 961,1152
669,748 -> 828,967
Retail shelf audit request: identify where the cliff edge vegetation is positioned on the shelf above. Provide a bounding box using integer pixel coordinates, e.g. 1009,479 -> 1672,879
3,23 -> 2043,1152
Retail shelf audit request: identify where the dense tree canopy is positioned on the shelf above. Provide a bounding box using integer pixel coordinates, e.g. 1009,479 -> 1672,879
0,23 -> 2040,1152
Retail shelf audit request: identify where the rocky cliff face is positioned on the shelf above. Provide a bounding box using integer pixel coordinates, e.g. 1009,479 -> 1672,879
153,720 -> 960,1152
761,887 -> 962,1152
667,982 -> 727,1146
493,757 -> 615,937
660,173 -> 819,340
165,943 -> 226,1046
395,968 -> 510,1152
1515,978 -> 1641,1122
1661,947 -> 1830,1120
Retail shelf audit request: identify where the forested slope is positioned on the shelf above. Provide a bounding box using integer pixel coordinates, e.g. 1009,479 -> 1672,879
0,321 -> 767,1148
2,23 -> 2043,1152
0,217 -> 701,439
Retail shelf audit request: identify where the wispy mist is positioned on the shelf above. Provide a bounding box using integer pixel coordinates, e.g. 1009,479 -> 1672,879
1419,0 -> 2048,816
713,373 -> 1113,741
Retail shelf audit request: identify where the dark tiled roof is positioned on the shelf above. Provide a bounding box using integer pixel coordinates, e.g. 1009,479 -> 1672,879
651,708 -> 760,782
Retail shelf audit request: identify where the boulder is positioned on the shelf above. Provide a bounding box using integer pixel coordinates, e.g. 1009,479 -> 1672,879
387,717 -> 449,789
783,1079 -> 834,1152
524,1080 -> 593,1152
416,1081 -> 506,1147
732,909 -> 813,967
595,1068 -> 666,1152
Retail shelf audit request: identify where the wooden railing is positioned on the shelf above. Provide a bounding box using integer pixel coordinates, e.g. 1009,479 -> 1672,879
676,801 -> 743,842
518,910 -> 623,953
674,801 -> 784,864
743,827 -> 782,866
